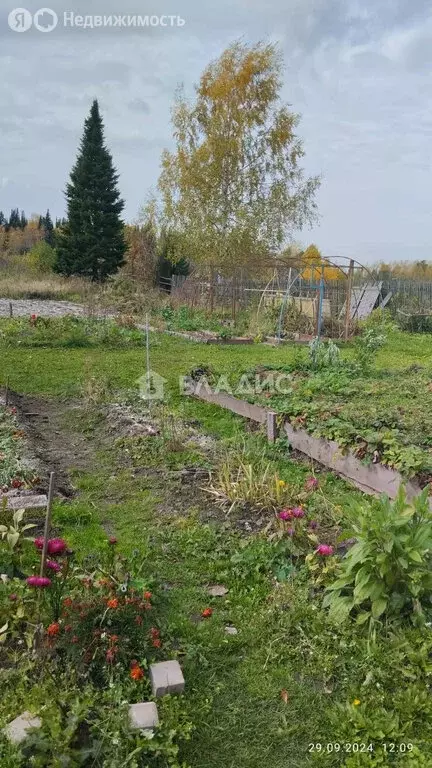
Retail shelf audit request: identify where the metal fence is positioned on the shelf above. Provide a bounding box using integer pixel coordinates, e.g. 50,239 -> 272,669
169,272 -> 432,313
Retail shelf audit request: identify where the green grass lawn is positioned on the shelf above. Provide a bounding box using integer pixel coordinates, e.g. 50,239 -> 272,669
1,326 -> 432,767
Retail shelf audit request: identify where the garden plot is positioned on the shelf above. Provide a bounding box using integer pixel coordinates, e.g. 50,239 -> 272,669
0,299 -> 87,318
0,398 -> 46,510
249,364 -> 432,484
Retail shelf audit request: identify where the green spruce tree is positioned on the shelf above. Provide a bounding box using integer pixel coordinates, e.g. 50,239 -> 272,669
42,209 -> 55,247
56,100 -> 126,280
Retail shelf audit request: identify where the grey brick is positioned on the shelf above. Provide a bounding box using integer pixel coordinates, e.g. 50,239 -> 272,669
150,660 -> 185,697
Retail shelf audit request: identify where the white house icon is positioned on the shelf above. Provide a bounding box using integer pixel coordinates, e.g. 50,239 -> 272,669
136,371 -> 167,401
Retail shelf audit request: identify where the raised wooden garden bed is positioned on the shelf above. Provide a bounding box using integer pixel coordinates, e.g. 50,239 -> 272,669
190,383 -> 431,508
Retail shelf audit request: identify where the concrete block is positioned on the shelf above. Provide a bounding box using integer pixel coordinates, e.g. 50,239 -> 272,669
266,411 -> 278,443
224,626 -> 238,635
3,711 -> 42,744
150,660 -> 185,697
129,702 -> 159,731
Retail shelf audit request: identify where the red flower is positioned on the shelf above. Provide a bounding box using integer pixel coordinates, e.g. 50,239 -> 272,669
130,659 -> 139,668
202,608 -> 213,619
130,665 -> 144,680
150,627 -> 160,638
9,593 -> 18,601
107,598 -> 119,609
63,597 -> 73,608
106,648 -> 117,663
152,638 -> 161,648
26,576 -> 51,588
46,560 -> 62,572
316,544 -> 334,556
11,478 -> 23,489
46,622 -> 60,637
143,591 -> 152,600
64,624 -> 72,632
108,536 -> 117,545
278,509 -> 293,521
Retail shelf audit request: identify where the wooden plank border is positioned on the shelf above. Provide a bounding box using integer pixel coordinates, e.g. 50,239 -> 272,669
191,384 -> 430,507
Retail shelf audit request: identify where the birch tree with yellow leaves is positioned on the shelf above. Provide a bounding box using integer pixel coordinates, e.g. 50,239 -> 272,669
158,41 -> 320,292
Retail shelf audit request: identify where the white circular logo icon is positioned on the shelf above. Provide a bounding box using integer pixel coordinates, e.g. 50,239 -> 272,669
8,8 -> 32,32
33,7 -> 58,32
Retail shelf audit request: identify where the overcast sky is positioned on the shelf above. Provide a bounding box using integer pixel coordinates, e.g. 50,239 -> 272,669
1,0 -> 431,263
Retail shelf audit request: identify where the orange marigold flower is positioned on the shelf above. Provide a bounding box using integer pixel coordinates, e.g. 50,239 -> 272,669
106,598 -> 119,609
46,622 -> 60,637
143,591 -> 152,600
202,608 -> 213,618
152,638 -> 161,648
130,665 -> 144,680
63,597 -> 73,608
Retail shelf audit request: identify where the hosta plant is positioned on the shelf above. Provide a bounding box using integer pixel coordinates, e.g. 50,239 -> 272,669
323,487 -> 432,628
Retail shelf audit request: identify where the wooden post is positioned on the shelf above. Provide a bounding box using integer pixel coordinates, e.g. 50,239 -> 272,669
39,472 -> 55,576
9,301 -> 12,318
345,259 -> 354,341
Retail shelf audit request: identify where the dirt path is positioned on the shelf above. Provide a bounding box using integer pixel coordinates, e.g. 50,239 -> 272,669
9,392 -> 96,498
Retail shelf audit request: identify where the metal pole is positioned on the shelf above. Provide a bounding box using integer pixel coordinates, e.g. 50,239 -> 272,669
145,313 -> 151,395
317,264 -> 325,340
39,472 -> 55,576
345,259 -> 354,341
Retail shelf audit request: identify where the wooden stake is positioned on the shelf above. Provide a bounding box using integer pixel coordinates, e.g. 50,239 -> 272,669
9,301 -> 13,318
39,472 -> 55,577
345,259 -> 355,341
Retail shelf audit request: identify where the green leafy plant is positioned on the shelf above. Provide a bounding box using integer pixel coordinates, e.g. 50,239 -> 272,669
323,488 -> 432,628
0,508 -> 36,577
308,337 -> 341,370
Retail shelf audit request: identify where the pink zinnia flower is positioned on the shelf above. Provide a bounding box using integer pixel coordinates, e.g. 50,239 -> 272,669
278,509 -> 293,521
47,538 -> 67,555
26,576 -> 51,588
46,560 -> 62,572
35,538 -> 67,555
291,507 -> 305,519
305,476 -> 319,491
316,544 -> 334,557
